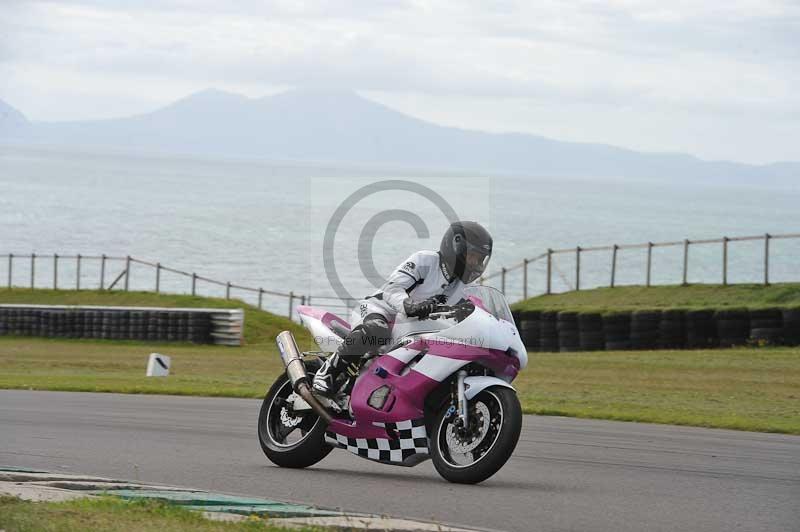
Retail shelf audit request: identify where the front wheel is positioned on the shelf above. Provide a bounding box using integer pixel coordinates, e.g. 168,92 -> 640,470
257,373 -> 332,468
430,386 -> 522,484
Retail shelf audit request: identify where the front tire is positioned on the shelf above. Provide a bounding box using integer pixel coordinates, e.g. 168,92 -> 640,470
257,373 -> 332,468
430,387 -> 522,484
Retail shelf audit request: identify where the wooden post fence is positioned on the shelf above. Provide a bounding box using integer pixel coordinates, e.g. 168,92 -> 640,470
522,258 -> 529,299
722,237 -> 728,286
53,254 -> 58,289
610,244 -> 618,288
682,239 -> 689,285
155,263 -> 161,293
30,253 -> 35,289
575,246 -> 581,291
76,254 -> 81,290
100,254 -> 106,289
764,233 -> 771,286
124,256 -> 131,291
646,242 -> 653,287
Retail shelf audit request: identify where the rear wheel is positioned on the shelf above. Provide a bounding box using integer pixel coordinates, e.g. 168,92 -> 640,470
257,373 -> 332,468
430,386 -> 522,484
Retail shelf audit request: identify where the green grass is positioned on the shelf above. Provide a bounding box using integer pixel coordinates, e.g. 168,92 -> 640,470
512,283 -> 800,313
1,287 -> 799,434
0,289 -> 314,347
1,337 -> 798,434
0,496 -> 318,532
513,348 -> 800,434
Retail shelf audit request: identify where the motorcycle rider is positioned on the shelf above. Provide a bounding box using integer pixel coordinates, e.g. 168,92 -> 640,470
313,220 -> 493,395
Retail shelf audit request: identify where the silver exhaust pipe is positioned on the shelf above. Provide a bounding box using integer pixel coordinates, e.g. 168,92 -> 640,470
276,331 -> 332,424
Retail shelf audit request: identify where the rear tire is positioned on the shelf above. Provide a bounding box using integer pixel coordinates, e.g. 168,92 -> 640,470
430,387 -> 522,484
257,373 -> 332,468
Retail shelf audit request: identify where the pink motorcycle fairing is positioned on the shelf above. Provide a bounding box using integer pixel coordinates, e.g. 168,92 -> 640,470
319,292 -> 524,466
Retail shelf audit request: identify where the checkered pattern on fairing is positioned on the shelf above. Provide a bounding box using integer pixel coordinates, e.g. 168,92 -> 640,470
325,418 -> 429,464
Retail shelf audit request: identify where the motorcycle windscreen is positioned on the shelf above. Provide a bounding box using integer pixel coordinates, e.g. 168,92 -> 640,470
463,285 -> 515,325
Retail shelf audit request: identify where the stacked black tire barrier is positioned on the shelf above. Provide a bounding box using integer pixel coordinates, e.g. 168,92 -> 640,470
0,305 -> 242,345
514,305 -> 800,352
519,310 -> 540,352
539,311 -> 559,352
749,308 -> 783,346
631,310 -> 660,350
658,309 -> 685,349
603,312 -> 631,350
784,309 -> 800,346
557,311 -> 580,352
715,309 -> 749,347
686,310 -> 717,349
578,312 -> 604,351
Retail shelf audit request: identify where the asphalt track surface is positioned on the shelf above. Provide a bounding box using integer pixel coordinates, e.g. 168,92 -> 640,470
1,390 -> 798,532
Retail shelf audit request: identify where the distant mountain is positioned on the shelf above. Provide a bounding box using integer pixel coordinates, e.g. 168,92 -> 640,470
1,88 -> 797,183
0,98 -> 28,133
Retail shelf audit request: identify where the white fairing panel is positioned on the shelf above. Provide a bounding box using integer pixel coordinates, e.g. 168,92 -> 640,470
426,308 -> 528,369
412,354 -> 469,381
298,315 -> 343,353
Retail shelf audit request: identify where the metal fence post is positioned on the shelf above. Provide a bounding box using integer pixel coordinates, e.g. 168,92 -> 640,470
522,259 -> 529,300
76,254 -> 81,290
575,246 -> 581,291
100,254 -> 106,290
501,267 -> 507,295
682,239 -> 689,285
610,245 -> 618,288
155,263 -> 161,293
53,254 -> 58,289
764,233 -> 771,286
258,288 -> 263,309
226,282 -> 231,299
646,242 -> 653,287
30,253 -> 35,289
546,249 -> 552,294
191,273 -> 197,296
722,237 -> 728,286
7,253 -> 11,289
124,256 -> 131,291
288,291 -> 294,317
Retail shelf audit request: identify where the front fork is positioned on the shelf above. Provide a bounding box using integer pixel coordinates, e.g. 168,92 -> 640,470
456,369 -> 469,428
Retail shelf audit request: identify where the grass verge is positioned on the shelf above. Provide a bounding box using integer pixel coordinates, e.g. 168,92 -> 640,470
1,337 -> 798,434
0,496 -> 317,531
512,283 -> 800,312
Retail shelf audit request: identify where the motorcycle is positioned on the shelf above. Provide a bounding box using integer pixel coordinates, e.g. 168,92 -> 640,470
257,285 -> 527,484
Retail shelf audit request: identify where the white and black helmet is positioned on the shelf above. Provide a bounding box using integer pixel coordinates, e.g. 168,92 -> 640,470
439,221 -> 493,283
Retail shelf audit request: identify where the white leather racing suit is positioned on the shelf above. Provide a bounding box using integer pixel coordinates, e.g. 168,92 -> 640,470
352,249 -> 466,328
334,250 -> 466,360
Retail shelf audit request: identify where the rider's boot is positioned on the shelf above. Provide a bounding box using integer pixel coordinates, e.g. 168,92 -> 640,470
313,352 -> 344,395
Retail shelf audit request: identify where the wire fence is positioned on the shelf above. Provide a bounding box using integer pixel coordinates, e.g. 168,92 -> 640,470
3,230 -> 798,319
0,253 -> 357,319
480,232 -> 800,302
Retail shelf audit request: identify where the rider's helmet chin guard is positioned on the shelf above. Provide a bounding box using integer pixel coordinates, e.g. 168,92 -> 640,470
439,221 -> 493,284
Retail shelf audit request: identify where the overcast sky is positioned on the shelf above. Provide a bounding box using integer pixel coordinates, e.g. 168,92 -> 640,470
1,0 -> 798,164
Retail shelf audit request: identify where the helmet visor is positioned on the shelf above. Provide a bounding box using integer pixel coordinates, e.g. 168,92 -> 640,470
462,245 -> 491,283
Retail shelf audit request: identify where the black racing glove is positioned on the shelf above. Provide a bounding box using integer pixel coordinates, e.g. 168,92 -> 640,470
403,295 -> 445,320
